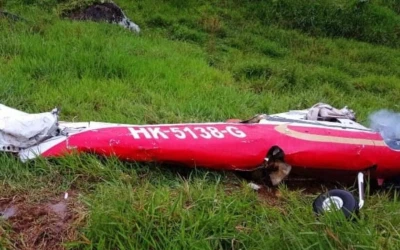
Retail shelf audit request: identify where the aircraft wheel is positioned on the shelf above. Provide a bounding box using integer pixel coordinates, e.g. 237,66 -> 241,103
313,189 -> 358,219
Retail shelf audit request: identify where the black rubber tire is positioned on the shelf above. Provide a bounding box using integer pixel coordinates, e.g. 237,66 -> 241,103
313,189 -> 358,219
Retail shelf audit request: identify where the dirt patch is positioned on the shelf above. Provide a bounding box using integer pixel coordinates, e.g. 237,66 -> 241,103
0,192 -> 86,250
257,187 -> 283,207
285,176 -> 356,197
63,1 -> 140,32
67,2 -> 123,22
250,177 -> 352,207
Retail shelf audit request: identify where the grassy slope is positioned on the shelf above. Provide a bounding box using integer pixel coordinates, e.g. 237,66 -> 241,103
1,0 -> 400,249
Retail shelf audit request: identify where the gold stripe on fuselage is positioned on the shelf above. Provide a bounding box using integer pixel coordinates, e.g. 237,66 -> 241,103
274,124 -> 386,147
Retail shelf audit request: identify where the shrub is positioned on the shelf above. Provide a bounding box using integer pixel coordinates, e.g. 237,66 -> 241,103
246,0 -> 400,47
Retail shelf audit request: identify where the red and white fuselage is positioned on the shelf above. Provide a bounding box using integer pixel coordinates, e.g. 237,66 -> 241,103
18,112 -> 400,182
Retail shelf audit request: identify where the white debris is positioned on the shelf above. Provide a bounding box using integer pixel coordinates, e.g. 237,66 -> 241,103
248,182 -> 262,191
118,18 -> 140,33
0,104 -> 59,150
306,103 -> 356,121
64,192 -> 69,200
116,5 -> 140,33
1,206 -> 17,219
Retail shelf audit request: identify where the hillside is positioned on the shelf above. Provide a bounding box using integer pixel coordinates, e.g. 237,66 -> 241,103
1,0 -> 400,249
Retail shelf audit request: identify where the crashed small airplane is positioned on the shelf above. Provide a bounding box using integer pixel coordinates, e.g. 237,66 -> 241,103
0,103 -> 398,218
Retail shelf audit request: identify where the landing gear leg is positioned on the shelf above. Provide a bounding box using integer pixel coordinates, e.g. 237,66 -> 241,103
357,172 -> 365,209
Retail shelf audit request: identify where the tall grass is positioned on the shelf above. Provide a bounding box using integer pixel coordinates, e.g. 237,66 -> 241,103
246,0 -> 400,47
2,153 -> 400,249
1,0 -> 400,249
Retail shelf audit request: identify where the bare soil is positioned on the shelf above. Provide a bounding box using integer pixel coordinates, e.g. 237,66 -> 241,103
0,192 -> 85,250
64,2 -> 125,23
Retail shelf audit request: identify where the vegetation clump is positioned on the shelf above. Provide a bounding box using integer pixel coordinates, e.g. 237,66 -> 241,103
1,0 -> 400,249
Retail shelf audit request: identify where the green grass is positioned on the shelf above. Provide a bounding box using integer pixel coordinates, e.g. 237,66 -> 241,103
1,0 -> 400,249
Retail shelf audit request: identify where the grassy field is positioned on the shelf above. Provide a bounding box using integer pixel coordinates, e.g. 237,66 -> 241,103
1,0 -> 400,249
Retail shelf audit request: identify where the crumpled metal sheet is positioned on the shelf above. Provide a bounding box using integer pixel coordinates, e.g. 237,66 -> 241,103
0,104 -> 59,150
306,103 -> 356,121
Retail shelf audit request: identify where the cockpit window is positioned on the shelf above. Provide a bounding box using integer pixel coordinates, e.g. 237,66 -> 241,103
375,127 -> 400,150
384,138 -> 400,150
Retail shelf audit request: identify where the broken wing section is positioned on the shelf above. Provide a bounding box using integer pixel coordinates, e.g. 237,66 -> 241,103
0,104 -> 59,151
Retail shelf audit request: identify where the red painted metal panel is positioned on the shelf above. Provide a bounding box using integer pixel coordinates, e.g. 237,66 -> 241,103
39,122 -> 400,180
